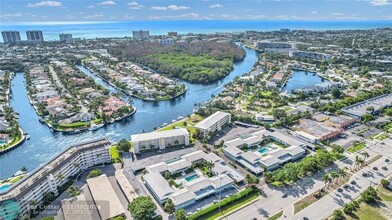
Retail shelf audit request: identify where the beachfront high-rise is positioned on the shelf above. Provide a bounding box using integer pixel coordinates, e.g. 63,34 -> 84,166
26,30 -> 44,43
59,33 -> 73,42
1,31 -> 21,44
132,30 -> 149,40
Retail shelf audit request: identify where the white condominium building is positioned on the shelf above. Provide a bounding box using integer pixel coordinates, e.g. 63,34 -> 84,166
131,128 -> 190,153
0,138 -> 111,217
195,111 -> 231,137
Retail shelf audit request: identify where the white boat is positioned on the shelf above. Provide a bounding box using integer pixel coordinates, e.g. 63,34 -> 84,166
178,116 -> 184,120
26,135 -> 30,140
162,123 -> 168,127
172,119 -> 177,123
89,124 -> 104,131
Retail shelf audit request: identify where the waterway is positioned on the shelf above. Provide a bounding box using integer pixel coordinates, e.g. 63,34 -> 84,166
282,70 -> 327,93
0,46 -> 258,179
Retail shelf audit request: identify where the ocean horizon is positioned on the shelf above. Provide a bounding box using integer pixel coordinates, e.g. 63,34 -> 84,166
1,20 -> 391,42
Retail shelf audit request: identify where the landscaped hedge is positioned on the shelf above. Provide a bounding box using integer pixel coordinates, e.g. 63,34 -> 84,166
188,187 -> 258,220
58,121 -> 90,129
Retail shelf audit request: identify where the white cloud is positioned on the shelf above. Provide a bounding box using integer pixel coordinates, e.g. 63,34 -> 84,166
209,4 -> 223,8
369,0 -> 391,6
275,15 -> 290,20
248,14 -> 267,19
150,6 -> 167,10
149,13 -> 199,20
97,1 -> 116,6
88,5 -> 95,8
84,13 -> 104,19
275,15 -> 303,20
167,5 -> 190,10
150,5 -> 190,10
311,11 -> 318,14
0,13 -> 23,18
331,12 -> 345,16
27,1 -> 62,7
128,1 -> 144,9
221,14 -> 241,19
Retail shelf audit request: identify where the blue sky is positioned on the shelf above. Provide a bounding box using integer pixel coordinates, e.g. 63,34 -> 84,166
0,0 -> 391,22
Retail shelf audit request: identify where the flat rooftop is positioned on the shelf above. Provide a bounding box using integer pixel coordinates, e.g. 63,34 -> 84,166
195,111 -> 230,130
342,93 -> 392,116
86,174 -> 125,220
131,127 -> 188,142
0,138 -> 110,201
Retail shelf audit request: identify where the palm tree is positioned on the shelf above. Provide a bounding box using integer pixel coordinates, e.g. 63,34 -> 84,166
337,168 -> 348,182
354,155 -> 360,170
66,185 -> 80,197
330,171 -> 339,184
362,151 -> 369,165
29,199 -> 37,217
322,173 -> 330,189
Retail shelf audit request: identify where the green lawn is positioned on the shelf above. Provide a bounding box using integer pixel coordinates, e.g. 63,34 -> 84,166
345,202 -> 387,220
268,210 -> 283,220
159,114 -> 203,141
339,187 -> 392,220
10,175 -> 25,184
347,142 -> 366,153
109,146 -> 120,163
58,121 -> 90,129
188,188 -> 260,220
374,133 -> 389,141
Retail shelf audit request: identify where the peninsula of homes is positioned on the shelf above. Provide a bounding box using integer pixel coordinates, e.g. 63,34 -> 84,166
0,70 -> 24,154
82,52 -> 187,101
25,63 -> 135,133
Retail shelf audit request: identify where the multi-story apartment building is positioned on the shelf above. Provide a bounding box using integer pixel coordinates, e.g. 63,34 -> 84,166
195,111 -> 231,137
132,30 -> 149,40
1,31 -> 21,44
59,33 -> 73,42
131,128 -> 190,153
0,138 -> 111,218
26,30 -> 44,43
158,38 -> 174,45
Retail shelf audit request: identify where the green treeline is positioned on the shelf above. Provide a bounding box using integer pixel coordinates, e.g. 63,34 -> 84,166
108,41 -> 246,83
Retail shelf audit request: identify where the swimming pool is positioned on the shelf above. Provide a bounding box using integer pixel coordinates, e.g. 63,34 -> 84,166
0,184 -> 10,191
258,148 -> 269,154
185,174 -> 199,182
0,140 -> 5,145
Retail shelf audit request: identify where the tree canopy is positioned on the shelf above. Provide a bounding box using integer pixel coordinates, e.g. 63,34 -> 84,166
128,196 -> 157,220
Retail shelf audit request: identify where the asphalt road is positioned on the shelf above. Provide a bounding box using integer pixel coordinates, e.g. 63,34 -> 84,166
291,156 -> 392,220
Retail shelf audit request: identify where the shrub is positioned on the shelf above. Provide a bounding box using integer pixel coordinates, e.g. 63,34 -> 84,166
188,187 -> 258,220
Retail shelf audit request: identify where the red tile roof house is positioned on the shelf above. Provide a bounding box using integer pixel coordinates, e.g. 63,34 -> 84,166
101,96 -> 127,116
0,133 -> 10,142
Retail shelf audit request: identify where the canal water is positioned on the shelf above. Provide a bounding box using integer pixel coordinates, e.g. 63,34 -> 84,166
282,70 -> 327,93
0,46 -> 258,179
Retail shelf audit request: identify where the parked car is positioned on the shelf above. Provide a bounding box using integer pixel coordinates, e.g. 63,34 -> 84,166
213,200 -> 218,204
362,172 -> 368,177
196,208 -> 201,212
303,217 -> 309,220
385,159 -> 390,163
382,166 -> 388,170
281,193 -> 288,198
337,188 -> 343,192
351,180 -> 356,185
373,167 -> 378,171
343,184 -> 349,189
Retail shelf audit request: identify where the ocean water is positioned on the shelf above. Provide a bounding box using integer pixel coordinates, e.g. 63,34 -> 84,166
1,20 -> 392,42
